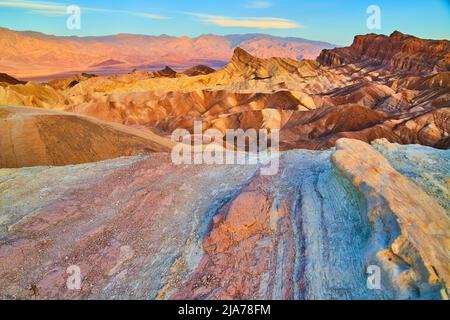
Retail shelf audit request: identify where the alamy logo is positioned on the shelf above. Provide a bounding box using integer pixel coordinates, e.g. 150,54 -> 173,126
66,265 -> 81,290
171,121 -> 280,175
367,265 -> 381,290
366,5 -> 381,30
66,5 -> 81,30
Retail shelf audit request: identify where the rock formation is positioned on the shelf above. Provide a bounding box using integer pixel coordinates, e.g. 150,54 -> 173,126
0,73 -> 25,85
318,31 -> 450,72
0,139 -> 448,299
0,106 -> 174,168
182,65 -> 216,77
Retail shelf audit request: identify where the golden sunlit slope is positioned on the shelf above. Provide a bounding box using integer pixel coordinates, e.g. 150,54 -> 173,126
0,106 -> 175,168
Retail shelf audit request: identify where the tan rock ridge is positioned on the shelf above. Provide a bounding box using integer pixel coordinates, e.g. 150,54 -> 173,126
0,106 -> 175,168
224,47 -> 319,79
318,31 -> 450,72
181,65 -> 216,77
332,138 -> 450,294
0,73 -> 25,85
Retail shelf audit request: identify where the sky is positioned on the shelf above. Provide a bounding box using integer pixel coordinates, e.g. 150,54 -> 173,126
0,0 -> 448,45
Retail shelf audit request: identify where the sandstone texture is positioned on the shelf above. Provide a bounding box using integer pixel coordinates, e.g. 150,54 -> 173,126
0,139 -> 448,299
0,106 -> 174,168
318,31 -> 450,72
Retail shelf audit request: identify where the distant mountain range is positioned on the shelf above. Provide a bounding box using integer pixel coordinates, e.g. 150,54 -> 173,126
0,27 -> 336,80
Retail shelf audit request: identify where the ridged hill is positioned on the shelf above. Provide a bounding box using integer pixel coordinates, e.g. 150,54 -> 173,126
318,31 -> 450,72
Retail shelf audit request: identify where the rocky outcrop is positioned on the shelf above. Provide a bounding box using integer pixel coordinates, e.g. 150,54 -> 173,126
0,73 -> 25,85
153,66 -> 177,78
5,91 -> 447,153
0,106 -> 174,168
47,73 -> 97,90
280,106 -> 450,150
318,31 -> 450,72
0,139 -> 448,299
332,139 -> 450,295
0,82 -> 65,109
224,47 -> 320,80
182,65 -> 215,77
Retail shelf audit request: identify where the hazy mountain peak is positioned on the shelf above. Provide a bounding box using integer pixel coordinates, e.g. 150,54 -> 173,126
0,27 -> 335,79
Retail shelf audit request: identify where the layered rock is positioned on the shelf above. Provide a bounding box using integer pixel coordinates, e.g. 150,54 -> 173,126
224,47 -> 320,79
332,139 -> 450,295
318,31 -> 450,72
47,73 -> 97,90
0,82 -> 65,109
0,139 -> 448,299
0,73 -> 25,85
181,65 -> 216,77
153,66 -> 177,78
0,106 -> 174,168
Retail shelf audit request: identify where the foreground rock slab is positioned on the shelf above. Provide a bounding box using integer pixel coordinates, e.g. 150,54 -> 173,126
0,139 -> 448,299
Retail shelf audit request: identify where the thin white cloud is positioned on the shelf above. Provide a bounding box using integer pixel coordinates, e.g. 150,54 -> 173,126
0,0 -> 170,19
1,1 -> 300,29
245,1 -> 272,9
84,7 -> 169,20
209,17 -> 301,29
28,9 -> 65,16
0,0 -> 64,11
186,12 -> 302,29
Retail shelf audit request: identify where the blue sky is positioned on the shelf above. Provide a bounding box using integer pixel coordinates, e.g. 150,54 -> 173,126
0,0 -> 448,45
